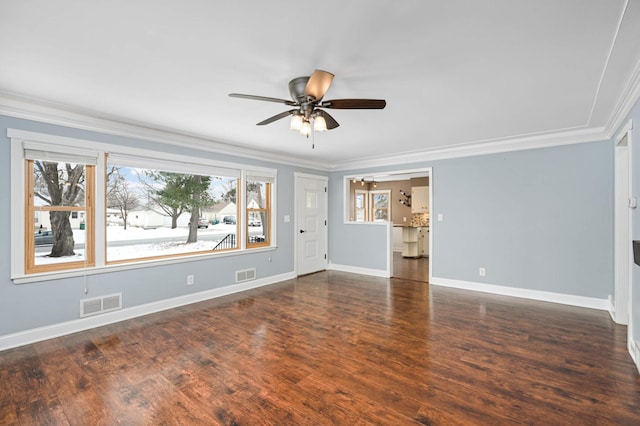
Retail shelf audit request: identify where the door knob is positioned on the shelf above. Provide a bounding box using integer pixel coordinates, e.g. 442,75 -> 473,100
299,229 -> 307,233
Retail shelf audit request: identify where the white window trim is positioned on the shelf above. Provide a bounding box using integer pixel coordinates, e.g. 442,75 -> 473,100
8,129 -> 278,283
107,153 -> 241,178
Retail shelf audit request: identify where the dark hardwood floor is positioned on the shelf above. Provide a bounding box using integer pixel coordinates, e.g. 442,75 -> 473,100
393,251 -> 429,282
1,271 -> 639,425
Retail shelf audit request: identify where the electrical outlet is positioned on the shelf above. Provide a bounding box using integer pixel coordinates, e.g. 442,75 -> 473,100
187,274 -> 194,286
479,267 -> 486,277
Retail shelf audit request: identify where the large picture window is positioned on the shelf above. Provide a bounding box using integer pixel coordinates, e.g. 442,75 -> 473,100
9,130 -> 277,280
105,156 -> 240,263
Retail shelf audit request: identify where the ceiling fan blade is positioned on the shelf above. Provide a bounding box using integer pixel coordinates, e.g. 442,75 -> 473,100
317,110 -> 339,130
256,109 -> 298,126
304,70 -> 334,101
321,99 -> 386,109
229,93 -> 296,106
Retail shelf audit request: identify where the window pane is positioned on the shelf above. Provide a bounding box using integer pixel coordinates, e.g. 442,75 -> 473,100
33,161 -> 86,207
374,209 -> 388,221
105,163 -> 238,262
373,194 -> 388,208
33,210 -> 87,266
370,191 -> 390,222
247,180 -> 270,246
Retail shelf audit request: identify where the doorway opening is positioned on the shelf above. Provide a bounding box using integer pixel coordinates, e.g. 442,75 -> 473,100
344,167 -> 432,282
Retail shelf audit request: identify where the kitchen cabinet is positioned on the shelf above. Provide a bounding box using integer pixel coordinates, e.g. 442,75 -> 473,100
411,186 -> 429,213
402,227 -> 420,258
422,228 -> 429,257
402,226 -> 428,258
392,226 -> 404,252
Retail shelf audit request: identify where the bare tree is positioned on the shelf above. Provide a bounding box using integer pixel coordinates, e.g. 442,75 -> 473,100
33,161 -> 85,257
246,181 -> 267,234
107,170 -> 140,230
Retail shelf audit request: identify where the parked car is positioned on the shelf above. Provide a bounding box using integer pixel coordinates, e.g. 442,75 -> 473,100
189,219 -> 209,228
223,215 -> 236,224
248,218 -> 261,227
35,230 -> 54,245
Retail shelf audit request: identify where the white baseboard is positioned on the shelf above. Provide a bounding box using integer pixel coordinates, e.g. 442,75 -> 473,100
430,276 -> 610,311
328,263 -> 390,278
630,340 -> 640,374
0,271 -> 295,352
607,294 -> 616,322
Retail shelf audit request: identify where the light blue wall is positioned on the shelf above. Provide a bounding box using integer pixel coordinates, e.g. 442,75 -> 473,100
0,115 -> 323,336
434,144 -> 613,296
330,140 -> 614,299
327,174 -> 390,270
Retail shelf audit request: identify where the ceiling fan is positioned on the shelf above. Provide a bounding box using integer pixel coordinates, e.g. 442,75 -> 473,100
229,69 -> 386,138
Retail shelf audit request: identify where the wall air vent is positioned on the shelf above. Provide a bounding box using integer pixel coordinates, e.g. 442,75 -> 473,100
236,268 -> 257,283
80,293 -> 122,318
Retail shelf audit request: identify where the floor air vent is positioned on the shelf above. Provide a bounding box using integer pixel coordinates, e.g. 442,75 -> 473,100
236,268 -> 256,283
80,293 -> 122,318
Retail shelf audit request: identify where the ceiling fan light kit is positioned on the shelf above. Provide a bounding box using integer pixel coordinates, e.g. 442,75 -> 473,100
229,69 -> 386,145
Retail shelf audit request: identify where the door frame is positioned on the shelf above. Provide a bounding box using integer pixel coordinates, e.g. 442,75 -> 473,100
389,168 -> 433,282
294,172 -> 328,276
614,119 -> 633,342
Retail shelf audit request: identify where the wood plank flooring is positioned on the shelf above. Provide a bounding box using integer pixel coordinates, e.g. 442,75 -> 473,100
393,251 -> 429,282
1,271 -> 639,425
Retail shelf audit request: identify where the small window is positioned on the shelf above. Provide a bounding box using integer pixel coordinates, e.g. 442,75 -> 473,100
246,173 -> 274,248
354,190 -> 368,221
369,190 -> 391,222
26,159 -> 95,273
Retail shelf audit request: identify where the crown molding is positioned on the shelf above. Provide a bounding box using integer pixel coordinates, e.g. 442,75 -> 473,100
604,55 -> 640,139
0,91 -> 330,171
3,74 -> 640,174
328,126 -> 609,171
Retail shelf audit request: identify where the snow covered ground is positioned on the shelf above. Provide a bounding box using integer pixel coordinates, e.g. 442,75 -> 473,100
35,223 -> 248,265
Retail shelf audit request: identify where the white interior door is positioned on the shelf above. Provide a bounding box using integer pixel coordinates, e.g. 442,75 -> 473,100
295,174 -> 328,276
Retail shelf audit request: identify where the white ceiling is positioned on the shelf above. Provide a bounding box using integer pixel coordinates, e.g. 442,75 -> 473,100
2,1 -> 640,169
